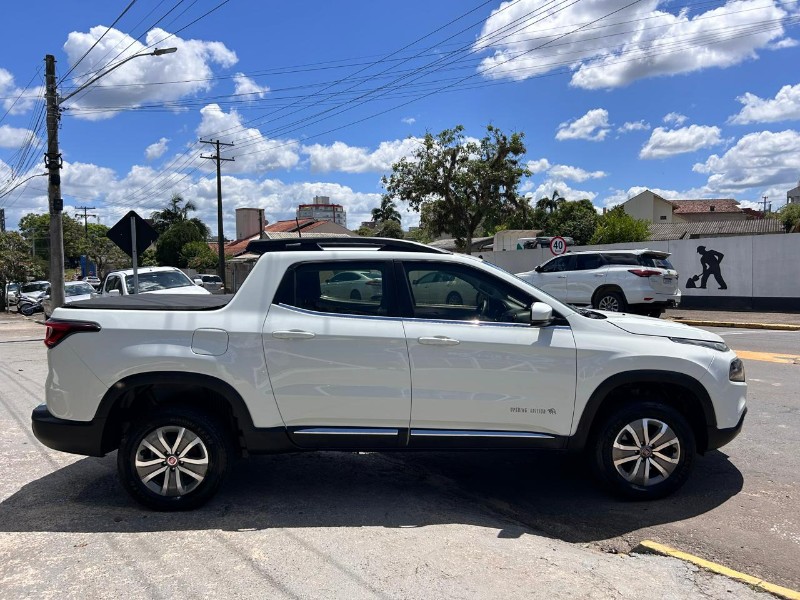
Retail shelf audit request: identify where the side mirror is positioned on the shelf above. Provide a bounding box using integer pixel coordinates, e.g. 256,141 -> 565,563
108,289 -> 121,297
534,265 -> 542,273
194,278 -> 203,286
530,302 -> 553,324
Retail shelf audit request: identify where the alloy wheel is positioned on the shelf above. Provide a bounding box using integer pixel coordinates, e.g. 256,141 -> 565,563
611,418 -> 680,487
598,295 -> 620,311
134,425 -> 210,497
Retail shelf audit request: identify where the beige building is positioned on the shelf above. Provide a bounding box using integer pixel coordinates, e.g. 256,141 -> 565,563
623,190 -> 754,223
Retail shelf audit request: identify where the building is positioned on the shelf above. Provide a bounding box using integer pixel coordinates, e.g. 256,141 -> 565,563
235,207 -> 266,240
622,190 -> 758,223
296,196 -> 347,228
788,181 -> 800,205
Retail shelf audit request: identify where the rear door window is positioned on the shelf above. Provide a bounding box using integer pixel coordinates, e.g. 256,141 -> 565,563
274,261 -> 393,317
575,254 -> 605,270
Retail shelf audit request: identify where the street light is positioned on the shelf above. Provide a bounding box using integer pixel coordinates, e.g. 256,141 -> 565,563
45,47 -> 178,310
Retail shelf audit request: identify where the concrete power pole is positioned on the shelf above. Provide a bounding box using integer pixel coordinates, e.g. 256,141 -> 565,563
45,54 -> 65,310
200,139 -> 234,290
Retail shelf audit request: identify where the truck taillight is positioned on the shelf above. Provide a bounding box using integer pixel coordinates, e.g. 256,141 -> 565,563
44,319 -> 101,348
628,269 -> 662,277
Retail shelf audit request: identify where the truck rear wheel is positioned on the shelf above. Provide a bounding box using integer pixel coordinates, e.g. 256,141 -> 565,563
117,407 -> 231,511
591,401 -> 695,500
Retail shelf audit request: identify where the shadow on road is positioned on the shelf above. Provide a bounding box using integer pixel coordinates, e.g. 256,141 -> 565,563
0,448 -> 742,541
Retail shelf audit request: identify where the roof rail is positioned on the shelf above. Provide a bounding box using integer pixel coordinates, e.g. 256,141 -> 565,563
244,237 -> 450,255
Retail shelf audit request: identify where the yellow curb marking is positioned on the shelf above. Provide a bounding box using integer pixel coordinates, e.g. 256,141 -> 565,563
734,350 -> 800,365
637,540 -> 800,600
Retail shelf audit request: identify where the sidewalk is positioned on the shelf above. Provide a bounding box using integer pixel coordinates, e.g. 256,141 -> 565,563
665,308 -> 800,330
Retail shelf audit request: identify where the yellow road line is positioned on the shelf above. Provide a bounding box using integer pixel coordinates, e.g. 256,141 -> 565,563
734,350 -> 800,364
636,540 -> 800,600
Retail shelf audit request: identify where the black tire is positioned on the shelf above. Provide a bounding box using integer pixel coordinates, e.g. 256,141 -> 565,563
350,289 -> 361,300
647,309 -> 664,318
20,304 -> 35,316
446,291 -> 463,305
594,290 -> 627,312
117,407 -> 232,511
590,401 -> 695,500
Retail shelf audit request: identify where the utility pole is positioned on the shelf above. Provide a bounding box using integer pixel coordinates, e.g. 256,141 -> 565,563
45,54 -> 65,310
200,139 -> 234,290
75,206 -> 97,237
761,195 -> 769,214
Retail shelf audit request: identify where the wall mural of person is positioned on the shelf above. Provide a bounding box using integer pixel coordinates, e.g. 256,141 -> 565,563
689,246 -> 727,290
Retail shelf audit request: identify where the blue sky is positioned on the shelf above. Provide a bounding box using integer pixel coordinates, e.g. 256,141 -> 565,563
2,0 -> 800,239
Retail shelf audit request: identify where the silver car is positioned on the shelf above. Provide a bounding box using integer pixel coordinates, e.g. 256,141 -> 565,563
42,281 -> 97,318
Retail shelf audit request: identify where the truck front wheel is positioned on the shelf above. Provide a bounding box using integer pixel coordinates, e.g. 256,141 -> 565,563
591,401 -> 695,500
117,407 -> 231,510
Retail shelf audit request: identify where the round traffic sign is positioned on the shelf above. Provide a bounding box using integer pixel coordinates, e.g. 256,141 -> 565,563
549,236 -> 567,256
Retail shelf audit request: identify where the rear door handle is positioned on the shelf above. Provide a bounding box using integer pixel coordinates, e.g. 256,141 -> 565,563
594,274 -> 605,277
272,330 -> 316,340
418,336 -> 460,346
557,275 -> 567,279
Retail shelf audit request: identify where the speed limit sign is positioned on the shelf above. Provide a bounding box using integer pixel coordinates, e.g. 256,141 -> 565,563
549,236 -> 567,256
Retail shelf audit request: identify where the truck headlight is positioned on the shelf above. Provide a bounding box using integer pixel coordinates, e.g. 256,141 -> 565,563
729,358 -> 745,382
669,337 -> 729,352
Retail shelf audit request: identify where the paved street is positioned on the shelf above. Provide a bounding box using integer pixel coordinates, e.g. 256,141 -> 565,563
0,313 -> 796,598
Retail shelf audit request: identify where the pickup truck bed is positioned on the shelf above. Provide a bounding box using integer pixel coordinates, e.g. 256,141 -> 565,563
65,294 -> 234,312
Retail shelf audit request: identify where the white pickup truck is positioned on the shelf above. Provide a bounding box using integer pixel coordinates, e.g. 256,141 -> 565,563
32,238 -> 747,510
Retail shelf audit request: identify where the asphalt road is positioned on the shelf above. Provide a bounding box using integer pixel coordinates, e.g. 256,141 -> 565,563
0,315 -> 795,598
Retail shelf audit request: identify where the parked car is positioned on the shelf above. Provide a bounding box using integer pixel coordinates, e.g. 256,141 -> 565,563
196,274 -> 224,293
34,237 -> 745,511
4,282 -> 20,307
83,275 -> 101,289
42,281 -> 97,318
320,270 -> 382,300
516,249 -> 680,317
410,270 -> 478,306
101,267 -> 211,296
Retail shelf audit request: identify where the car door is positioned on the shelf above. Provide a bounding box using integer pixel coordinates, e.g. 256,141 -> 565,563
532,255 -> 574,300
399,261 -> 577,448
567,253 -> 607,304
262,259 -> 411,449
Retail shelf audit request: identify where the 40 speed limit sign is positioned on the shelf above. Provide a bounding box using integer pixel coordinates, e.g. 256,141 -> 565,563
549,236 -> 568,256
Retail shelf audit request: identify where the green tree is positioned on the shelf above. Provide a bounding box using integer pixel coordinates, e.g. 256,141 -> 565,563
777,203 -> 800,232
156,221 -> 206,267
150,194 -> 210,238
180,241 -> 218,271
0,231 -> 43,308
541,199 -> 599,245
374,219 -> 404,239
18,212 -> 85,266
84,223 -> 132,276
371,196 -> 402,225
590,206 -> 650,244
355,225 -> 375,237
382,124 -> 530,254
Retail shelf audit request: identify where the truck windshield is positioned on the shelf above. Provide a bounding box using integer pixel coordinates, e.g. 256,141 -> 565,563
125,271 -> 194,293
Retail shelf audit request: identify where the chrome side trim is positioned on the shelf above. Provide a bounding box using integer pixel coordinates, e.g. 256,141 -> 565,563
294,427 -> 399,436
278,303 -> 403,322
410,429 -> 555,439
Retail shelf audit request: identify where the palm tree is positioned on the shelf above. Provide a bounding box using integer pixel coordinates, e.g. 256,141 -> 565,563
371,196 -> 402,225
535,189 -> 565,214
150,194 -> 210,238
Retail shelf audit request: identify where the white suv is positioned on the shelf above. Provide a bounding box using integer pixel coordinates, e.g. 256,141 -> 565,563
101,266 -> 210,296
517,249 -> 680,317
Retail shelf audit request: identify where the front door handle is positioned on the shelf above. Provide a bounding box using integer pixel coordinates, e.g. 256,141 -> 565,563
557,275 -> 567,279
594,274 -> 605,277
272,330 -> 316,340
418,336 -> 460,346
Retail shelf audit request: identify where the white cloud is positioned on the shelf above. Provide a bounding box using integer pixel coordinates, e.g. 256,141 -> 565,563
640,125 -> 723,159
0,124 -> 38,148
729,83 -> 800,124
547,164 -> 606,182
197,104 -> 301,174
618,120 -> 650,133
233,73 -> 269,99
526,179 -> 598,204
0,68 -> 43,116
303,138 -> 422,173
663,112 -> 688,126
693,129 -> 800,192
62,27 -> 238,120
401,117 -> 416,125
476,0 -> 790,89
526,158 -> 551,174
768,38 -> 798,50
144,137 -> 169,161
555,109 -> 610,142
